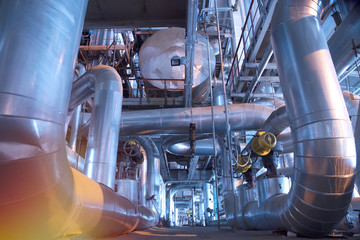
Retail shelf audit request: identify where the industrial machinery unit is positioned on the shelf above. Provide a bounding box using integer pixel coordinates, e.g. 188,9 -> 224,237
0,0 -> 360,239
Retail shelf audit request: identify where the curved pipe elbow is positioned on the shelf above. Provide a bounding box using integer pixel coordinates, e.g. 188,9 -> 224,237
69,65 -> 123,113
233,0 -> 357,237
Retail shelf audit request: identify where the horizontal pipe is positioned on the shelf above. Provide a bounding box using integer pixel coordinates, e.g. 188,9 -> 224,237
167,138 -> 222,156
120,104 -> 273,135
252,98 -> 285,109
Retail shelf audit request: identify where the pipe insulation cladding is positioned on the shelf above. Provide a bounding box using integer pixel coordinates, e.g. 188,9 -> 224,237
225,0 -> 357,237
0,0 -> 142,239
254,0 -> 356,236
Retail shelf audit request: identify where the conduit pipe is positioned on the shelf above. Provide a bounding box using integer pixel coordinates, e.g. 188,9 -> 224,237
0,1 -> 139,239
237,0 -> 356,237
120,104 -> 273,135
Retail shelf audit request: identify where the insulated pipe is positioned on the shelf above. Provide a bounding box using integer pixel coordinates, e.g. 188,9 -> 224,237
213,84 -> 225,106
328,1 -> 360,76
69,64 -> 86,151
0,1 -> 139,239
240,0 -> 357,236
72,65 -> 123,189
131,136 -> 160,228
120,104 -> 273,135
252,98 -> 285,109
167,138 -> 222,156
262,105 -> 288,135
354,95 -> 360,190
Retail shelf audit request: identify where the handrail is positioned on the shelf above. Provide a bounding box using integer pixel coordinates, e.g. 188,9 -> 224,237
226,0 -> 264,92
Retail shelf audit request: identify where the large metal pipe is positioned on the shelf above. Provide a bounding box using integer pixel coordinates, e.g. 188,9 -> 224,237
68,63 -> 86,151
252,98 -> 285,109
71,65 -> 124,189
262,105 -> 288,135
328,1 -> 360,76
167,138 -> 222,156
120,104 -> 273,135
0,0 -> 140,239
231,0 -> 356,237
132,137 -> 160,229
354,93 -> 360,190
251,0 -> 355,236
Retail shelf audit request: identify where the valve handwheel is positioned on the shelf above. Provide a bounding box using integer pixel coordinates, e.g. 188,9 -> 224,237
123,139 -> 141,157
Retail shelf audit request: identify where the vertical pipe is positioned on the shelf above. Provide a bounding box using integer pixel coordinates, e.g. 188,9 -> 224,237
69,64 -> 86,151
236,0 -> 357,236
0,1 -> 140,239
214,0 -> 237,230
185,0 -> 199,107
84,65 -> 123,189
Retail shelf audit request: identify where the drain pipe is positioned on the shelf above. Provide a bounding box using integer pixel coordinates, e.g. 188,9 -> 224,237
0,1 -> 140,239
238,0 -> 357,236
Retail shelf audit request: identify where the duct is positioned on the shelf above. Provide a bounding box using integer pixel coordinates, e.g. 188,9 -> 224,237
0,0 -> 141,239
120,104 -> 273,136
167,138 -> 222,156
234,0 -> 357,236
328,1 -> 360,76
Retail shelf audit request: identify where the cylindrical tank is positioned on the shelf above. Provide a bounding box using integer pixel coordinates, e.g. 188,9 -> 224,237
139,27 -> 215,102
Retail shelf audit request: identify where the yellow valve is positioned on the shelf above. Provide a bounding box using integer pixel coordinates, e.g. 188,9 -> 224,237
234,155 -> 252,173
251,131 -> 277,156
